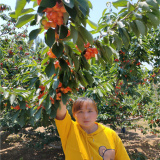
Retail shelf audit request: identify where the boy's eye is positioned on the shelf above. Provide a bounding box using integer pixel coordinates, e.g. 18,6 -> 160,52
88,110 -> 93,112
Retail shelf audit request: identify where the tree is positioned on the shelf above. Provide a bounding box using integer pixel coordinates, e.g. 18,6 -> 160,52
0,0 -> 159,135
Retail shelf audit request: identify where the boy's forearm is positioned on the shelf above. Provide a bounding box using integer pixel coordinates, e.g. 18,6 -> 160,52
56,100 -> 67,120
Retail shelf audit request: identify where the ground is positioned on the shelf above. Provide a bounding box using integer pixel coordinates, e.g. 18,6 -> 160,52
1,119 -> 160,160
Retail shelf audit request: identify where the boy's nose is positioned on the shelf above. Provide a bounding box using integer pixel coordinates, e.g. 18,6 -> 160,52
83,112 -> 89,118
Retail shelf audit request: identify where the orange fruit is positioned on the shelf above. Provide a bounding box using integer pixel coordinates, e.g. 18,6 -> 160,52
41,19 -> 48,26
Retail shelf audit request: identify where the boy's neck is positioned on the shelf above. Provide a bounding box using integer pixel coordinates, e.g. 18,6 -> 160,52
82,123 -> 98,134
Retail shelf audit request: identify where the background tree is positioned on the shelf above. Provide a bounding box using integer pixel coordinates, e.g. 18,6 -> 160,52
0,0 -> 160,144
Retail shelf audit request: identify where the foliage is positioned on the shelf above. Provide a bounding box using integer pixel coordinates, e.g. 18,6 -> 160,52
0,0 -> 160,137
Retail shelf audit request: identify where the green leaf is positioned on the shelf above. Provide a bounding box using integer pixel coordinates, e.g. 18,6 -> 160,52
110,47 -> 119,58
62,0 -> 74,8
102,46 -> 113,64
15,14 -> 35,28
59,25 -> 68,39
50,103 -> 59,118
83,70 -> 94,86
119,28 -> 130,49
102,8 -> 107,16
127,2 -> 135,11
138,2 -> 150,11
146,12 -> 159,28
77,0 -> 89,16
30,107 -> 37,117
0,94 -> 3,104
61,93 -> 69,105
81,56 -> 90,70
0,86 -> 5,92
13,88 -> 28,93
87,19 -> 98,29
97,89 -> 103,97
40,0 -> 56,8
77,71 -> 88,87
15,0 -> 26,18
118,7 -> 127,14
45,59 -> 55,77
130,21 -> 140,38
117,21 -> 125,28
33,1 -> 38,8
71,25 -> 78,44
19,100 -> 26,109
146,0 -> 159,9
64,5 -> 77,20
42,46 -> 49,55
135,20 -> 146,37
52,42 -> 64,58
41,57 -> 49,66
45,28 -> 55,48
78,26 -> 93,45
112,0 -> 128,9
76,34 -> 85,51
157,0 -> 160,5
44,94 -> 52,112
19,111 -> 25,127
37,6 -> 46,13
53,79 -> 60,90
29,77 -> 38,88
34,108 -> 42,121
10,8 -> 35,18
113,34 -> 122,50
10,94 -> 16,105
12,110 -> 20,122
29,28 -> 42,41
59,58 -> 69,71
72,55 -> 80,71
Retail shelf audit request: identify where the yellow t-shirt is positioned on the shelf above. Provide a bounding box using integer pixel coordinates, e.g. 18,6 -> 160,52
55,111 -> 130,160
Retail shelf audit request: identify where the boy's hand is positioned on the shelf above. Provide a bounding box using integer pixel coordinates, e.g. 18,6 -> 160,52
56,99 -> 67,120
103,149 -> 115,160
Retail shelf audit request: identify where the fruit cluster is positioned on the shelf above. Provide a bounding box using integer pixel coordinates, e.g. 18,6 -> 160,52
56,82 -> 72,94
83,42 -> 98,60
11,105 -> 20,110
37,83 -> 72,105
75,42 -> 98,60
37,0 -> 67,30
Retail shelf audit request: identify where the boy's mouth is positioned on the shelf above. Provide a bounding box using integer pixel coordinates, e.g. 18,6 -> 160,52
83,121 -> 89,123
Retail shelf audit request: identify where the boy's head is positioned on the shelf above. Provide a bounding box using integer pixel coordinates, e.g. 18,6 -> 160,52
72,97 -> 98,116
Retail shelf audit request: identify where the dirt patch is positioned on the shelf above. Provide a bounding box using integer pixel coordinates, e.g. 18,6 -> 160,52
1,121 -> 160,160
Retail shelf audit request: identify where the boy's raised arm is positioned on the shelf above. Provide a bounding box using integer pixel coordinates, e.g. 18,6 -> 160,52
56,100 -> 67,120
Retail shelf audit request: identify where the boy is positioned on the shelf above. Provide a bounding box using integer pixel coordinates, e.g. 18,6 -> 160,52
55,97 -> 130,160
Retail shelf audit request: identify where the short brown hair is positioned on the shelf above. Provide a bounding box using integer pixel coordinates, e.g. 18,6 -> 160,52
72,97 -> 98,115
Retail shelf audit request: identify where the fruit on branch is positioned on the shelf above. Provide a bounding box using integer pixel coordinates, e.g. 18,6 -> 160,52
77,42 -> 98,60
47,48 -> 57,59
39,1 -> 67,30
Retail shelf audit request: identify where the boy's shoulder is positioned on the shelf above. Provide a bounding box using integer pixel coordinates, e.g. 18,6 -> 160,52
98,123 -> 117,135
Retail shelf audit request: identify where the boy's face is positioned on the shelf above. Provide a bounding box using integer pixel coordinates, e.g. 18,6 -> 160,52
74,101 -> 98,132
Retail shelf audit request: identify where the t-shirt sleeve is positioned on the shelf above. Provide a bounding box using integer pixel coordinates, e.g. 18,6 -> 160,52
54,110 -> 72,153
113,131 -> 130,160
